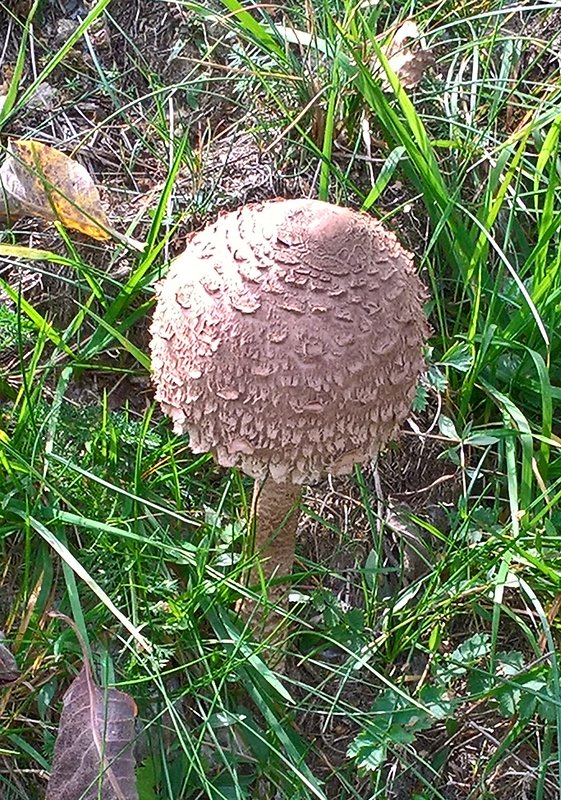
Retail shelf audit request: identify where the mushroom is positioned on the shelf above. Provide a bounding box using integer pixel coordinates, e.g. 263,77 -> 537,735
150,198 -> 429,639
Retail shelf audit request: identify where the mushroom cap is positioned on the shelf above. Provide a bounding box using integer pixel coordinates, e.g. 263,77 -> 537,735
150,198 -> 429,484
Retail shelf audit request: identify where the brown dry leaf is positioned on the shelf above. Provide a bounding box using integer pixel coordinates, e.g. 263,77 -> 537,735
0,636 -> 19,686
45,661 -> 139,800
375,20 -> 434,90
45,612 -> 139,800
0,139 -> 110,240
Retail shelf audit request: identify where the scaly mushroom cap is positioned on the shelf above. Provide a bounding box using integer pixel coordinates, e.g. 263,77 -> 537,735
150,198 -> 428,484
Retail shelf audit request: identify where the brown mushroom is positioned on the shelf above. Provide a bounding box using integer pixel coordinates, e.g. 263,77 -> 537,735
150,198 -> 429,640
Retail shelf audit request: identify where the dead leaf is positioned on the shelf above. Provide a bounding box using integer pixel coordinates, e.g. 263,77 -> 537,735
0,139 -> 110,240
46,661 -> 139,800
375,20 -> 434,90
0,637 -> 19,686
45,612 -> 139,800
267,20 -> 433,91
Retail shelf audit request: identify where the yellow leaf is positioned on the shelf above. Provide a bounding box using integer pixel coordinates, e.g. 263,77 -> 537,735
0,139 -> 110,240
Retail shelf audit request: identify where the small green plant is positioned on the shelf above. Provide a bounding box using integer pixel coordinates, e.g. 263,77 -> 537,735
348,684 -> 456,773
0,304 -> 35,351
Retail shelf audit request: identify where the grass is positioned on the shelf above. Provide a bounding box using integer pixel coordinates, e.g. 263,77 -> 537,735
2,0 -> 561,797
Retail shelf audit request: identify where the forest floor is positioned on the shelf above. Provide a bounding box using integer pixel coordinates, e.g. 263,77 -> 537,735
2,1 -> 561,799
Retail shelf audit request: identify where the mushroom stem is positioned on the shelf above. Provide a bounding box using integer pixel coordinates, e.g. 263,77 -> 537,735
242,477 -> 302,640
